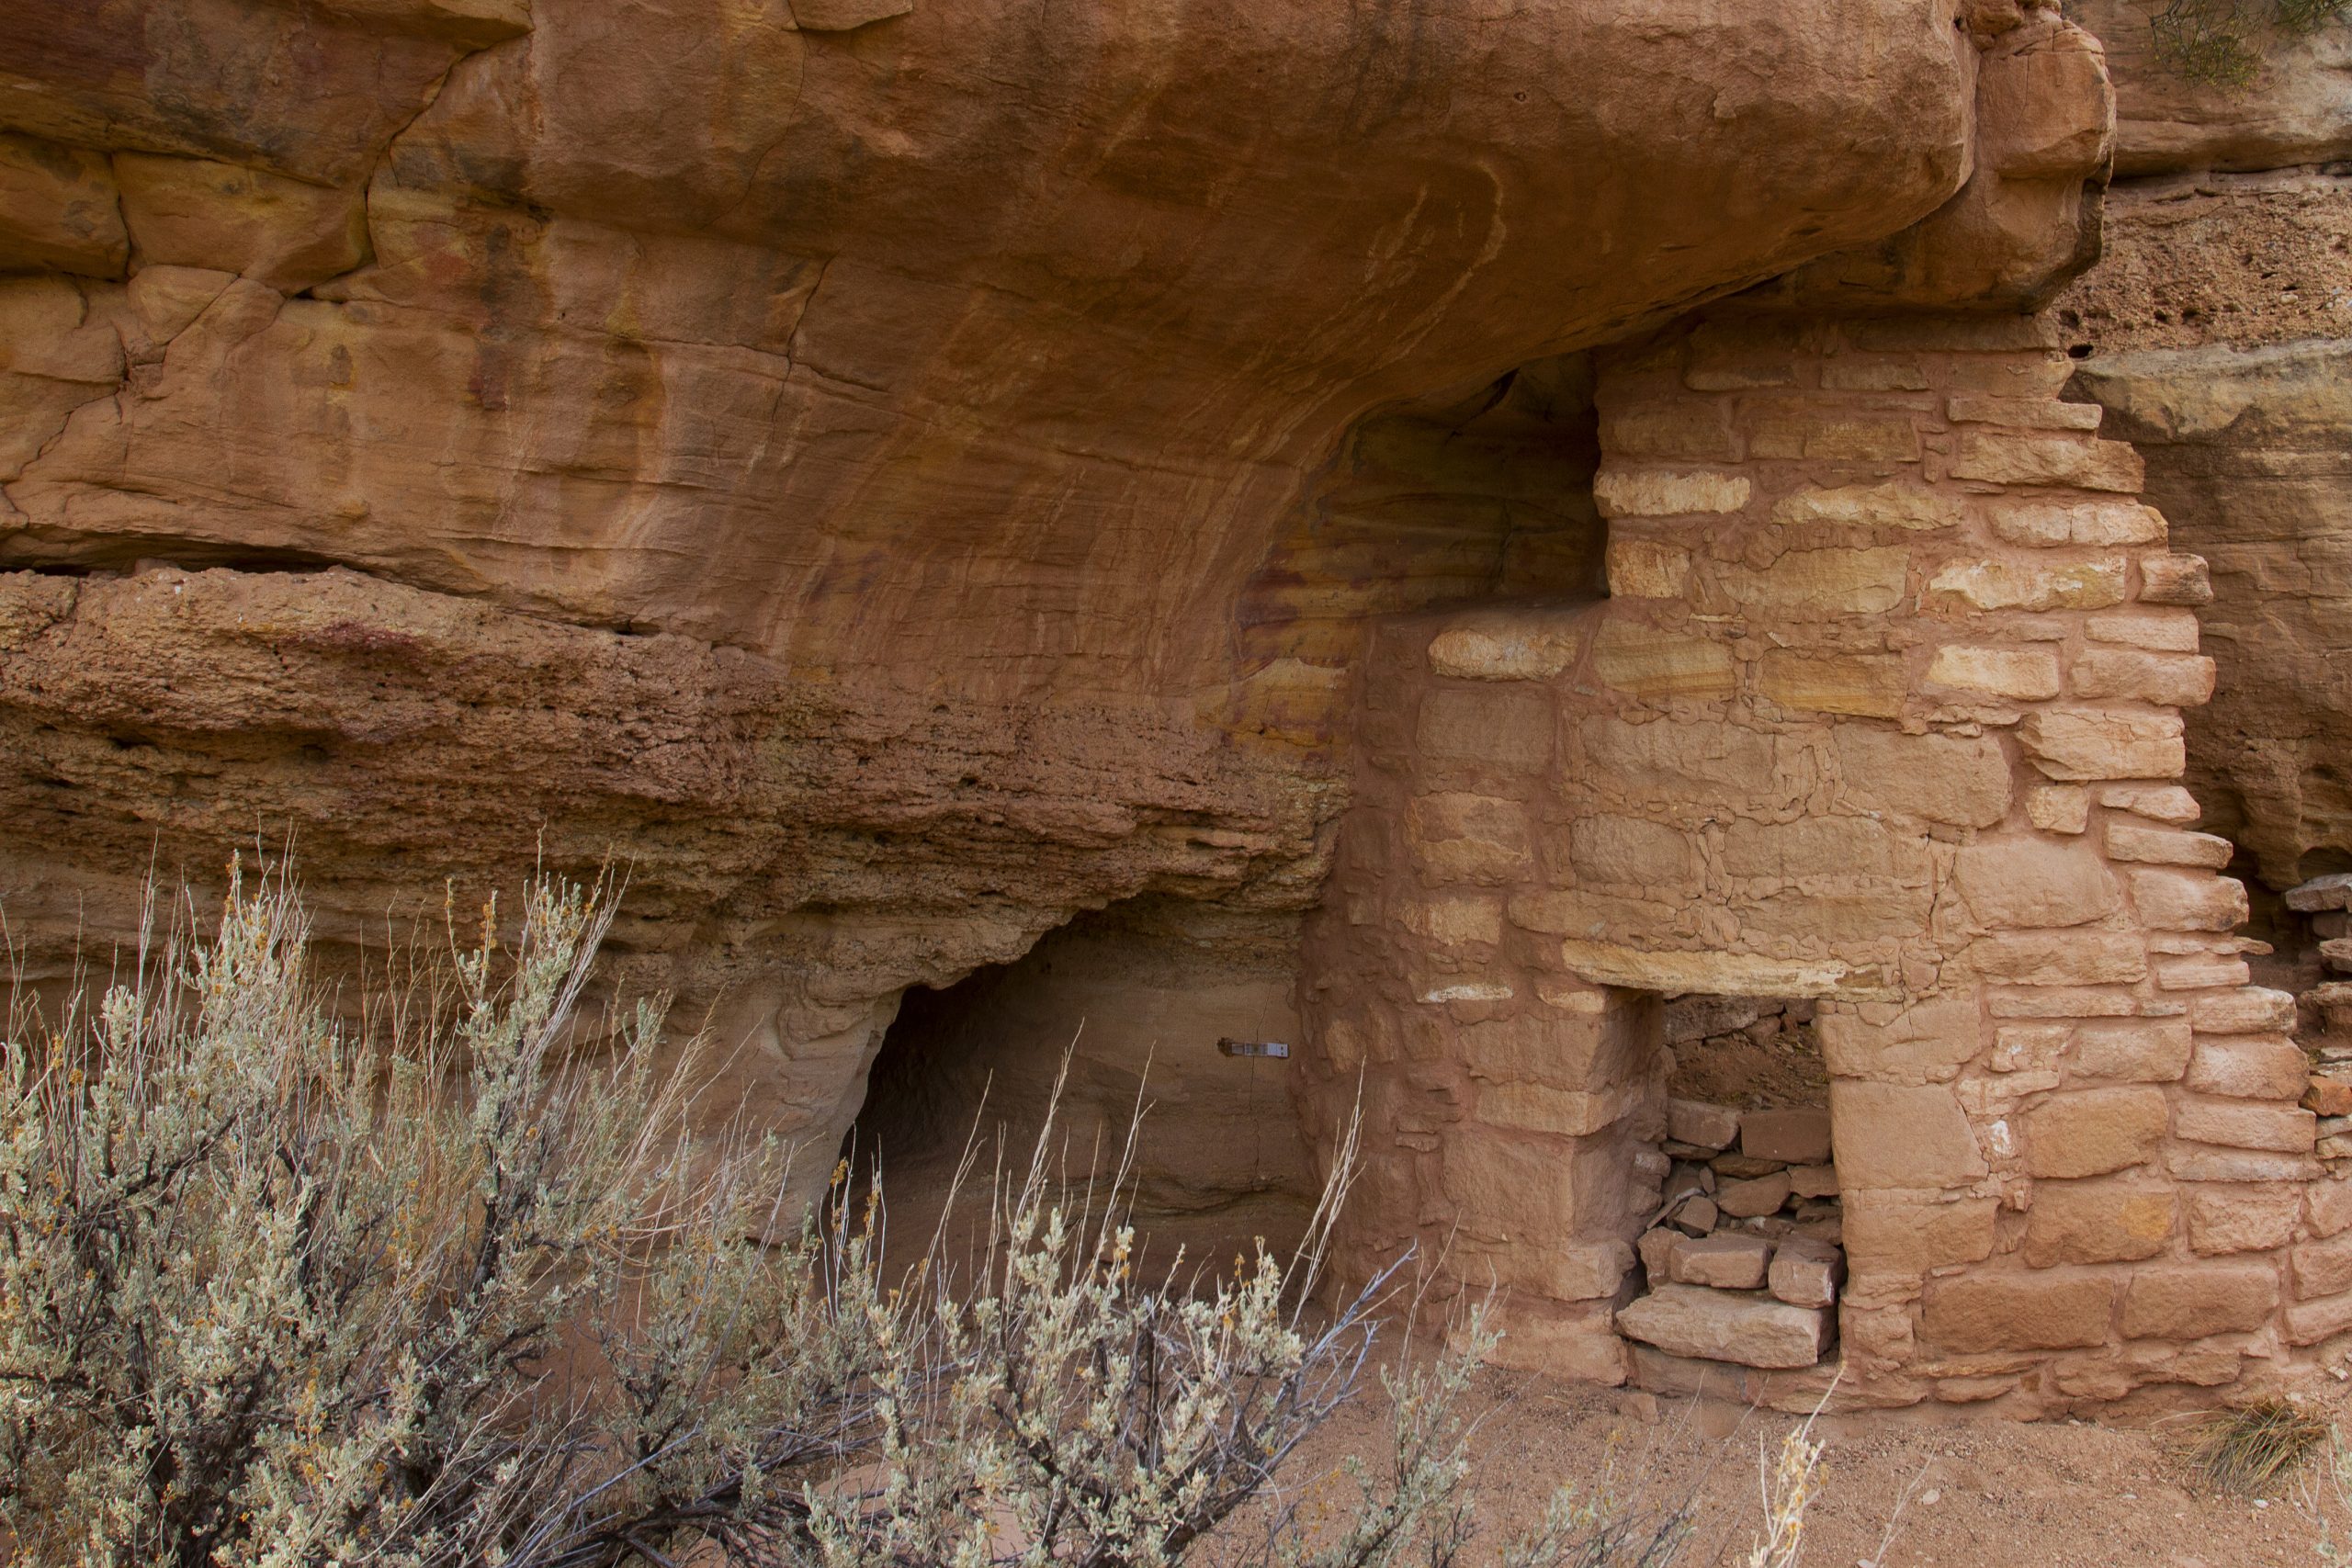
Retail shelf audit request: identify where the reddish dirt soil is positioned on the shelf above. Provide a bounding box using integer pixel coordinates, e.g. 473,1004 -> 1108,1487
1286,1358 -> 2352,1568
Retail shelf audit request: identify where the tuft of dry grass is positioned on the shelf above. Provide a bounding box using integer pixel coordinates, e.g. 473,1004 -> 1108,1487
2171,1398 -> 2331,1496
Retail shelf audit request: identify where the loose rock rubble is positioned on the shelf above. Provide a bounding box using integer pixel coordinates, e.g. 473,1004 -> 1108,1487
1623,1093 -> 1845,1371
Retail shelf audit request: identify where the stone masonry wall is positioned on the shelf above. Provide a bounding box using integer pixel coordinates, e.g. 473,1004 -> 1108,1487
1294,310 -> 2352,1415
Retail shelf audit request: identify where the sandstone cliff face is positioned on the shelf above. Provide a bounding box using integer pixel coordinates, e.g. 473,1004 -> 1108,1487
0,0 -> 1997,1176
2052,18 -> 2352,906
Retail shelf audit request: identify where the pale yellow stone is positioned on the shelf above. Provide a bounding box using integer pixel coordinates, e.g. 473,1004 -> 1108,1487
1758,649 -> 1904,717
2098,784 -> 2201,824
1927,645 -> 2060,700
1591,618 -> 1735,699
1605,536 -> 1692,599
1716,546 -> 1909,618
1984,498 -> 2160,547
1555,940 -> 1866,998
2084,610 -> 2199,653
1592,467 -> 1750,518
1948,430 -> 2143,492
1770,480 -> 1960,532
1408,896 -> 1504,947
1925,557 -> 2126,613
2025,784 -> 2090,833
1428,614 -> 1583,680
1946,392 -> 2105,430
2018,707 -> 2185,781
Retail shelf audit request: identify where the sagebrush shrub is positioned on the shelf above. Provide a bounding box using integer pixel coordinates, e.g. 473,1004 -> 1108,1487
1,866 -> 1690,1568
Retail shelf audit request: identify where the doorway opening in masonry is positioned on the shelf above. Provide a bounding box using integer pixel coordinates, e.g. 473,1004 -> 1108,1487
1618,993 -> 1844,1399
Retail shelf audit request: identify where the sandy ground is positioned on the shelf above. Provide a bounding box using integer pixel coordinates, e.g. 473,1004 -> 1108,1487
874,1150 -> 2351,1568
1260,1348 -> 2352,1568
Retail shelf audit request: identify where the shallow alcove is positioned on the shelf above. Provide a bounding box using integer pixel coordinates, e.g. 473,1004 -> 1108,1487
842,897 -> 1318,1261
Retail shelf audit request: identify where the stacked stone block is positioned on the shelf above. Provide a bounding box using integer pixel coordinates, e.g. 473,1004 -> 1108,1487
1295,310 -> 2352,1412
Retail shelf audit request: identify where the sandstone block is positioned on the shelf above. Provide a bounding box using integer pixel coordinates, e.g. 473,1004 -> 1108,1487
2137,553 -> 2213,605
1954,837 -> 2120,929
1670,1195 -> 1721,1236
1614,1284 -> 1831,1370
1427,616 -> 1581,680
1963,931 -> 2146,987
1949,429 -> 2143,491
1769,1237 -> 1846,1309
2308,1077 -> 2352,1118
1711,1153 -> 1785,1180
1926,557 -> 2126,613
1841,1196 -> 1996,1280
1718,1171 -> 1793,1218
1818,995 -> 1982,1086
2311,1178 -> 2352,1239
1821,357 -> 1931,392
1758,650 -> 1904,718
1949,393 -> 2105,432
1606,537 -> 1693,599
1994,1023 -> 2072,1075
1928,645 -> 2060,700
0,131 -> 127,277
1770,480 -> 1959,532
2175,1100 -> 2315,1155
1831,727 -> 2011,828
1831,1082 -> 1987,1190
1664,995 -> 1763,1043
1569,814 -> 1702,895
2120,1265 -> 2277,1340
2018,709 -> 2185,782
1789,1163 -> 1839,1198
2156,953 -> 2251,992
1984,497 -> 2160,546
1602,401 -> 1742,462
2187,1036 -> 2310,1100
114,152 -> 368,293
1592,618 -> 1736,700
2022,1181 -> 2176,1267
1721,814 -> 1921,882
1554,941 -> 1855,998
2099,1004 -> 2195,1077
2104,822 -> 2233,869
2285,874 -> 2352,913
1594,467 -> 1750,518
1668,1098 -> 1741,1150
2293,1236 -> 2352,1301
2085,610 -> 2201,653
2191,989 -> 2297,1035
2168,1147 -> 2319,1182
1923,1272 -> 2116,1351
1638,1226 -> 1680,1281
1743,1107 -> 1833,1166
1670,1232 -> 1773,1289
2070,649 -> 2217,708
2022,1089 -> 2168,1178
2284,1295 -> 2352,1348
2026,785 -> 2090,834
1417,687 -> 1552,770
2184,1186 -> 2301,1256
1717,547 -> 1909,619
1746,403 -> 1919,462
2129,870 -> 2248,932
1408,793 -> 1532,884
2098,784 -> 2201,824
